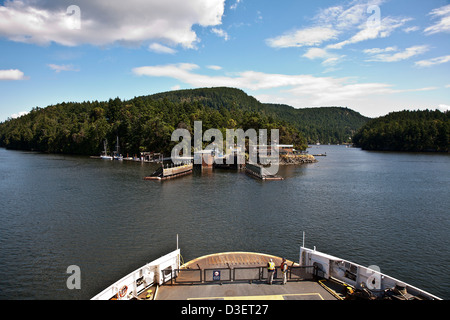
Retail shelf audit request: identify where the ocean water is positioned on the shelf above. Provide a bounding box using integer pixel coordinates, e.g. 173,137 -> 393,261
0,146 -> 448,299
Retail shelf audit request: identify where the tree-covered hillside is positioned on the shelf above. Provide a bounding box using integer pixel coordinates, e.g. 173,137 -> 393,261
147,87 -> 371,145
147,87 -> 262,112
0,87 -> 371,156
352,109 -> 449,152
0,88 -> 307,156
261,104 -> 369,144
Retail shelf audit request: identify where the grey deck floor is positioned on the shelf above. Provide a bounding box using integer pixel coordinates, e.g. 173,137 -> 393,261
156,280 -> 337,300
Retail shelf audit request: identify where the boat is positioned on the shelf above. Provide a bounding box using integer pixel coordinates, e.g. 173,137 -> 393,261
100,140 -> 113,160
113,136 -> 123,161
91,234 -> 441,301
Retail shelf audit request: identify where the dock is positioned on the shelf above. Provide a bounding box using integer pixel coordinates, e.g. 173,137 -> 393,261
245,163 -> 283,181
144,163 -> 193,181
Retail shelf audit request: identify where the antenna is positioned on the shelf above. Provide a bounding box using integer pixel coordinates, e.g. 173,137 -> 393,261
302,231 -> 305,248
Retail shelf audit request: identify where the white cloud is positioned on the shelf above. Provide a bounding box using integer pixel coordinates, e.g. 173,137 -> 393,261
0,69 -> 28,80
322,57 -> 344,66
132,63 -> 445,117
0,0 -> 226,48
327,16 -> 412,49
148,43 -> 177,54
303,48 -> 345,66
207,65 -> 223,70
424,4 -> 450,35
256,11 -> 263,22
408,87 -> 439,92
266,27 -> 339,48
133,63 -> 200,81
437,104 -> 450,112
132,63 -> 416,105
364,45 -> 429,62
47,64 -> 79,73
230,0 -> 242,10
10,111 -> 29,119
303,48 -> 330,60
211,28 -> 229,41
267,0 -> 410,51
404,26 -> 419,33
315,0 -> 385,30
415,55 -> 450,67
363,46 -> 397,54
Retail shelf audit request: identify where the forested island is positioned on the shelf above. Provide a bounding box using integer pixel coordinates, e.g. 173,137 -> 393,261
352,109 -> 449,152
0,87 -> 369,156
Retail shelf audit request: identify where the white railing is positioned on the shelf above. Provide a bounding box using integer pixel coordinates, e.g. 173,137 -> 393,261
91,249 -> 180,300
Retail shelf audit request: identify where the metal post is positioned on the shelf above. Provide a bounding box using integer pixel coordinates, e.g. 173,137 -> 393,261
302,231 -> 305,248
176,234 -> 180,271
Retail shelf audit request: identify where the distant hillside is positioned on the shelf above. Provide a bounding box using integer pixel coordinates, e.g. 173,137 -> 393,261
0,87 -> 370,156
260,104 -> 370,144
147,87 -> 262,112
352,109 -> 449,152
147,87 -> 370,144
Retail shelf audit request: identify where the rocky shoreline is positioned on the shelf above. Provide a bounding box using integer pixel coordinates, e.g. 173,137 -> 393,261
279,154 -> 317,165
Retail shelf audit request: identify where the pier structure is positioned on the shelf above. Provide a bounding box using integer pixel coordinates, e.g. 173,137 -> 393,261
194,150 -> 214,170
143,143 -> 312,181
144,162 -> 193,180
245,163 -> 284,181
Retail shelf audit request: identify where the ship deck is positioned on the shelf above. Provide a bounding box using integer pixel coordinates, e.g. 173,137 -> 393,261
150,252 -> 340,300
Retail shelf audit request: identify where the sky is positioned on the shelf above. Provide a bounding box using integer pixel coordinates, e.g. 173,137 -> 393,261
0,0 -> 449,121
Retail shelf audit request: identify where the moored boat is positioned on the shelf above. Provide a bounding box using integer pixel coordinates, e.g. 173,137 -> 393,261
100,140 -> 113,160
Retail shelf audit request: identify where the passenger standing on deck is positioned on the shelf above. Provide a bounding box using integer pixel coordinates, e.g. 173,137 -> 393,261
280,258 -> 288,285
267,259 -> 275,284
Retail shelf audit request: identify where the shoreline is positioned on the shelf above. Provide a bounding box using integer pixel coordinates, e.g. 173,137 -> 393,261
279,154 -> 318,165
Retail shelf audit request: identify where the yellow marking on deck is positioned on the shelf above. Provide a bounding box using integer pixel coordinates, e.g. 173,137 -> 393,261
188,293 -> 324,300
224,295 -> 284,300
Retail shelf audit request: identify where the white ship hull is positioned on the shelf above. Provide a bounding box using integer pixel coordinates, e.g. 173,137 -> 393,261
91,244 -> 441,301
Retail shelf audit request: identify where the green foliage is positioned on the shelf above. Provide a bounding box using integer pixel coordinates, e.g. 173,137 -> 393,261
146,88 -> 370,145
0,88 -> 301,155
352,110 -> 449,152
0,87 -> 372,156
261,104 -> 370,144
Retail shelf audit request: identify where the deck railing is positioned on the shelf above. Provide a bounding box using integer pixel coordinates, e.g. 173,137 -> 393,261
165,265 -> 318,285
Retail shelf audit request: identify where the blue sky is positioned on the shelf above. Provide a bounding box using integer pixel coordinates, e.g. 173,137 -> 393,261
0,0 -> 449,121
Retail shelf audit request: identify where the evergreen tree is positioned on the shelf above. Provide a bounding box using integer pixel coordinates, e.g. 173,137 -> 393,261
352,110 -> 449,152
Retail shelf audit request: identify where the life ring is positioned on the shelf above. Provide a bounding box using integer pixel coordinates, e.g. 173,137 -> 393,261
119,285 -> 128,298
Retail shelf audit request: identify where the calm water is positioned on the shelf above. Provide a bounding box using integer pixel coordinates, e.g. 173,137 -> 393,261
0,146 -> 449,300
